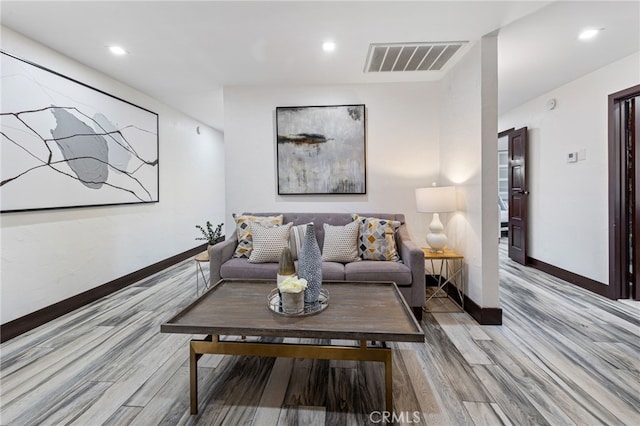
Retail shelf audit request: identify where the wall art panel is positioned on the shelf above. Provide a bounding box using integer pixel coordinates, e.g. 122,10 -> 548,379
0,51 -> 159,212
276,104 -> 366,194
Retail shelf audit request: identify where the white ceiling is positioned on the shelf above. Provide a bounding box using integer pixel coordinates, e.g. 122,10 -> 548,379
1,1 -> 638,131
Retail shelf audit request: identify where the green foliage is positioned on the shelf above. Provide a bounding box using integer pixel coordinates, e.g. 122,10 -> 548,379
195,221 -> 223,245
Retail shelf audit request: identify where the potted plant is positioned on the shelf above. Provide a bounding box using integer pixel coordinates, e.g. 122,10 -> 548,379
195,221 -> 224,249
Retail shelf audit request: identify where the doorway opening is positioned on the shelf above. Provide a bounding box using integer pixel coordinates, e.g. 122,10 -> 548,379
498,127 -> 529,266
609,84 -> 640,300
498,129 -> 511,239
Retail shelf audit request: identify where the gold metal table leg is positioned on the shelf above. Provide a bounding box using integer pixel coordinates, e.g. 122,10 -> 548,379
188,337 -> 394,414
190,342 -> 198,414
385,351 -> 393,412
425,258 -> 465,310
195,260 -> 209,296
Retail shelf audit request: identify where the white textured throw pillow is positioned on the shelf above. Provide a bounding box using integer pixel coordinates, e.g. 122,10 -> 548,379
249,222 -> 293,263
321,221 -> 360,263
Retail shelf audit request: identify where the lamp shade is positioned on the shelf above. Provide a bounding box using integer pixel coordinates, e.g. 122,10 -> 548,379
415,186 -> 456,213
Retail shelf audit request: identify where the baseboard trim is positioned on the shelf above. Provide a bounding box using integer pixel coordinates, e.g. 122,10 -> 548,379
433,281 -> 503,325
1,243 -> 208,343
527,257 -> 609,298
463,295 -> 503,325
430,256 -> 607,325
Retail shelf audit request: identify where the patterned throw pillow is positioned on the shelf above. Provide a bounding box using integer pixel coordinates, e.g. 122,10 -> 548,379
321,221 -> 360,263
352,214 -> 401,261
289,222 -> 312,260
232,214 -> 283,258
249,222 -> 293,263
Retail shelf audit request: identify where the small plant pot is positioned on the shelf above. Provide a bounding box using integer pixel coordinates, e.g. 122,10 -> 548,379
281,291 -> 304,314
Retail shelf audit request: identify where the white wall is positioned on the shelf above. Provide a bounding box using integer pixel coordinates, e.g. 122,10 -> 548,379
439,36 -> 499,308
0,27 -> 226,324
223,83 -> 441,243
499,52 -> 640,284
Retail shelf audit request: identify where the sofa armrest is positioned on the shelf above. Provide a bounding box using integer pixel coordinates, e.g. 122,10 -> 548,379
209,235 -> 238,284
397,224 -> 425,308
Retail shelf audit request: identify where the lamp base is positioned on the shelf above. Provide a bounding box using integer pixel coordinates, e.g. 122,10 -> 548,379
426,213 -> 448,252
426,233 -> 447,253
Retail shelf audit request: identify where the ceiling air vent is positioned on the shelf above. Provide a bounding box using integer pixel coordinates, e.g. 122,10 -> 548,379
364,42 -> 467,73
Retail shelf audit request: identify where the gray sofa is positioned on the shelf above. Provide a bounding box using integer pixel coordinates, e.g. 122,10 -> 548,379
209,213 -> 425,320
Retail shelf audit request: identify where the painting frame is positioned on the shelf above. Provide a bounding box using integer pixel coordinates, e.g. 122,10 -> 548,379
1,51 -> 159,213
276,104 -> 366,195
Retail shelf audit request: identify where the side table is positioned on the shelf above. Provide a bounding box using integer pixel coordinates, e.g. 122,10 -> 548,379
194,250 -> 210,295
422,248 -> 465,310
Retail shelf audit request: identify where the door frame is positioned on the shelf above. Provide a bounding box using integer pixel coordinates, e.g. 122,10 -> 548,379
609,84 -> 640,300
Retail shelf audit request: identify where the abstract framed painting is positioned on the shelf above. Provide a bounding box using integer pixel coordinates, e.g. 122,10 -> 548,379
0,51 -> 159,213
276,104 -> 366,195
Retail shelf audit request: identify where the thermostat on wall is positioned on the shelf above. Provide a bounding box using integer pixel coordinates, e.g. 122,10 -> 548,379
567,152 -> 578,163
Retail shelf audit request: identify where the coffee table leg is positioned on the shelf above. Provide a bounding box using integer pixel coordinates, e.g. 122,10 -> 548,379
190,342 -> 198,414
187,337 -> 395,414
385,351 -> 393,412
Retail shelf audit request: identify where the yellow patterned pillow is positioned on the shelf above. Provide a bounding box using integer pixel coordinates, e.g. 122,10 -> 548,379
232,214 -> 283,258
351,214 -> 401,261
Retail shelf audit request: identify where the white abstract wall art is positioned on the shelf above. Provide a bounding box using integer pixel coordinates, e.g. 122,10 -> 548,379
0,51 -> 159,212
276,104 -> 366,195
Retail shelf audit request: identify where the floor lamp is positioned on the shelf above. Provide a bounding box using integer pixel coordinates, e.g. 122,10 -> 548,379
416,185 -> 457,253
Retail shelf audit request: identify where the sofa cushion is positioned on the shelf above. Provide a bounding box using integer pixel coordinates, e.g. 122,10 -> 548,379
221,258 -> 280,280
249,222 -> 293,263
345,260 -> 412,285
221,258 -> 345,281
232,214 -> 283,258
319,261 -> 345,280
352,214 -> 401,261
321,222 -> 360,263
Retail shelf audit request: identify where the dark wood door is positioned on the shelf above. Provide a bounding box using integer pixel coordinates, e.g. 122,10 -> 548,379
634,96 -> 640,300
611,89 -> 640,300
508,127 -> 528,265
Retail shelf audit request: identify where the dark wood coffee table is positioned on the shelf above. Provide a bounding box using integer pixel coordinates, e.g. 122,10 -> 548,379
161,279 -> 424,414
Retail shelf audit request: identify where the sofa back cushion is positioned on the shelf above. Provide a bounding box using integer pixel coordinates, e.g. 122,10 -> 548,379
244,213 -> 405,251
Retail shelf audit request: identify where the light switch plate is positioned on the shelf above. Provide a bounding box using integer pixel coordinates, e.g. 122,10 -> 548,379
578,149 -> 587,161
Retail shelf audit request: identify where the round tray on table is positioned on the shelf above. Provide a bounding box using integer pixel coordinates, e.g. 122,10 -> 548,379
267,288 -> 329,317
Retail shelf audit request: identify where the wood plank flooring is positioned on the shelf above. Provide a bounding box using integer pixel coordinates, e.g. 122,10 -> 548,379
1,243 -> 638,425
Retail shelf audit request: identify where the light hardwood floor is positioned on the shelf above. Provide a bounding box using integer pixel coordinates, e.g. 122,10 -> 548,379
1,243 -> 639,425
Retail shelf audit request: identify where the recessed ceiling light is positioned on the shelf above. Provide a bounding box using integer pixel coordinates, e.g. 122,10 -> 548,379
578,28 -> 601,41
109,45 -> 127,55
322,41 -> 336,52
